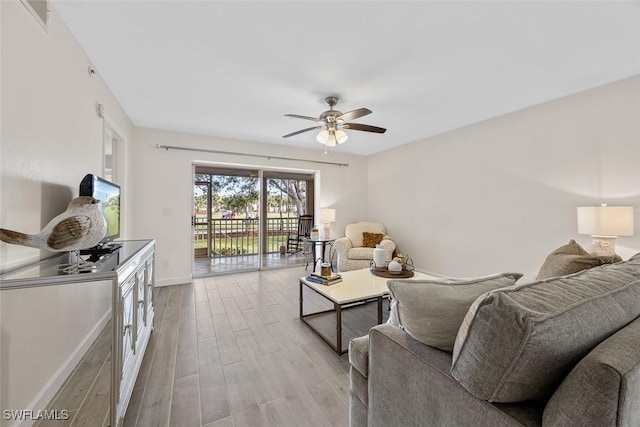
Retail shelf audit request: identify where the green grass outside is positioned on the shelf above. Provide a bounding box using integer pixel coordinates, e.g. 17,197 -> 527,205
193,213 -> 304,254
194,235 -> 289,253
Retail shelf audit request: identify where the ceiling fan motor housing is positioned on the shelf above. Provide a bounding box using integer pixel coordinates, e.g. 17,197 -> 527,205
320,110 -> 343,124
320,96 -> 342,127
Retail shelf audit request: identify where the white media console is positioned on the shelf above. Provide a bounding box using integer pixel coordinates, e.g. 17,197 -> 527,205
0,240 -> 155,427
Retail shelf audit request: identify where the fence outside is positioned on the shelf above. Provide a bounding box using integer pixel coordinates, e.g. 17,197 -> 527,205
193,217 -> 304,257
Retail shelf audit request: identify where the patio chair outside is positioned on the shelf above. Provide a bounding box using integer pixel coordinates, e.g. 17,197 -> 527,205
286,214 -> 313,254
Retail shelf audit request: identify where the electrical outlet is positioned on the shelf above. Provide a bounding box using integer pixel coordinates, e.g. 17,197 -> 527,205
162,208 -> 172,217
162,260 -> 169,269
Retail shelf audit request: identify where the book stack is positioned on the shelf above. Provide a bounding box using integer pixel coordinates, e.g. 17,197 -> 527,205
305,272 -> 343,286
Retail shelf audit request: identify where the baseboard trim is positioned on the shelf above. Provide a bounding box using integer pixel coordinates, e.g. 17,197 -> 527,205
155,276 -> 192,287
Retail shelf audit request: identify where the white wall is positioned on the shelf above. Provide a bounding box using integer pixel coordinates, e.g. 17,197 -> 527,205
1,2 -> 132,422
130,128 -> 368,285
368,76 -> 640,278
0,0 -> 134,272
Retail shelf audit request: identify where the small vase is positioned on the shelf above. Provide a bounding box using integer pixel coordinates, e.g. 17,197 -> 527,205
373,244 -> 386,270
388,259 -> 403,273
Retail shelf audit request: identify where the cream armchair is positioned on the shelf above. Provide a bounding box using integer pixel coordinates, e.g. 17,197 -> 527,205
334,222 -> 396,272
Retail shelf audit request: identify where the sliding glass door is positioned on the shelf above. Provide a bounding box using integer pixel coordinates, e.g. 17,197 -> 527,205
193,166 -> 315,276
261,171 -> 315,260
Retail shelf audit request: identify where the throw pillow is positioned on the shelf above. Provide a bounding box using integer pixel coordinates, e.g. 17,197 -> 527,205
451,256 -> 640,403
386,273 -> 523,352
362,232 -> 384,248
536,239 -> 619,280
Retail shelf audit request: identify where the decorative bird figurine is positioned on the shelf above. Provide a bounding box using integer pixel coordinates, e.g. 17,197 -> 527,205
0,196 -> 107,252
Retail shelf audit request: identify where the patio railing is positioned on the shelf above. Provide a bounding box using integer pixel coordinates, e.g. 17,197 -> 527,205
194,217 -> 304,257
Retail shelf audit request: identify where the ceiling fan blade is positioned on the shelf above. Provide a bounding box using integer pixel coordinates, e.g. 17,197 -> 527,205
343,123 -> 387,134
282,126 -> 322,138
337,108 -> 372,122
284,114 -> 321,122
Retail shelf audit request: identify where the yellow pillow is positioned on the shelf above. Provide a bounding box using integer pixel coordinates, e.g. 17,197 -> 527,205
362,232 -> 384,248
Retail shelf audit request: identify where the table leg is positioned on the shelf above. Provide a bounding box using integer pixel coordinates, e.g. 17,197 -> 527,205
321,242 -> 327,265
329,242 -> 336,272
304,246 -> 310,270
336,302 -> 342,356
377,296 -> 383,324
299,280 -> 304,318
312,243 -> 318,272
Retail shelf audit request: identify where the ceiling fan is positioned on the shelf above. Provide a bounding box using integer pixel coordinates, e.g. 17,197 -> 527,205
283,96 -> 386,147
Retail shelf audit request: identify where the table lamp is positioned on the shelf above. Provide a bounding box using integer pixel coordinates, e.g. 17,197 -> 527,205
577,205 -> 634,254
320,208 -> 336,238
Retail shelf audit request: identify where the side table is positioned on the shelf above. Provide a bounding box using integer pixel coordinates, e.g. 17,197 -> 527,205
303,237 -> 336,272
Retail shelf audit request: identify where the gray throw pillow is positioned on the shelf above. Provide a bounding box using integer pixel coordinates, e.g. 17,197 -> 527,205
537,239 -> 621,279
451,256 -> 640,403
387,273 -> 523,352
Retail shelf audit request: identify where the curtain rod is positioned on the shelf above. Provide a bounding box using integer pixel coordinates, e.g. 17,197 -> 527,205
156,144 -> 349,167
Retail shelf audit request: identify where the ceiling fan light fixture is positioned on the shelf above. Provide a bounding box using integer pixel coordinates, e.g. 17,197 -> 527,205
335,129 -> 348,144
317,129 -> 340,147
316,129 -> 329,144
326,131 -> 337,147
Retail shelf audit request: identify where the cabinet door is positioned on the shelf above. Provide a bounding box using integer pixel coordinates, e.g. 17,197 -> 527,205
121,278 -> 135,382
135,269 -> 145,351
145,259 -> 154,321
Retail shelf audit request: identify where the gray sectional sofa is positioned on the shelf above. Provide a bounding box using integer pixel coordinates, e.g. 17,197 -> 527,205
349,253 -> 640,427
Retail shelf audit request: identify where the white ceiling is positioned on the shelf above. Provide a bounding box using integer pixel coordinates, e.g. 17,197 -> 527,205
53,1 -> 640,156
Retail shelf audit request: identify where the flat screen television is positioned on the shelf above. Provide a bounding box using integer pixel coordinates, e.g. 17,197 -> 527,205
79,174 -> 121,247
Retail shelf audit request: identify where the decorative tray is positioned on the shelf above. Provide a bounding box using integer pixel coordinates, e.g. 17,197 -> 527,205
369,266 -> 415,278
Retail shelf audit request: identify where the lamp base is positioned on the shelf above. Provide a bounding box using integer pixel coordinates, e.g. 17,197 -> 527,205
589,236 -> 617,255
323,223 -> 331,239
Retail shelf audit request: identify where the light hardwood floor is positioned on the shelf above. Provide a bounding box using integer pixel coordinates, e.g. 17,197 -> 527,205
123,266 -> 387,427
193,252 -> 311,276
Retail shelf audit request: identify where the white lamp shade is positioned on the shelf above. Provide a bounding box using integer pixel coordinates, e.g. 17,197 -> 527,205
320,208 -> 336,223
577,206 -> 634,237
335,129 -> 348,144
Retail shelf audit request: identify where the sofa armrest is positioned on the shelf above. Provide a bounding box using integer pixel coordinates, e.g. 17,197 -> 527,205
334,237 -> 353,257
349,335 -> 369,378
368,324 -> 541,427
378,237 -> 396,260
543,317 -> 640,427
349,336 -> 370,427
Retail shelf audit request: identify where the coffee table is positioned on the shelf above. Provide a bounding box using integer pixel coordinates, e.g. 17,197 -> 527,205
299,268 -> 439,355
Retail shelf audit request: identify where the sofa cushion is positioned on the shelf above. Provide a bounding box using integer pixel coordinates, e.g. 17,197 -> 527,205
537,239 -> 621,279
362,232 -> 384,248
451,255 -> 640,403
387,273 -> 523,352
368,324 -> 542,427
347,247 -> 375,260
542,314 -> 640,427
